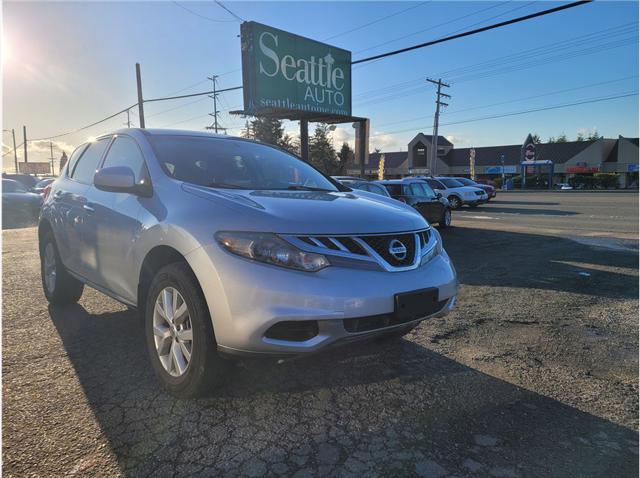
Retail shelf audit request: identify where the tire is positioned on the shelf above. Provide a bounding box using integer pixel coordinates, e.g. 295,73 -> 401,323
145,262 -> 229,398
39,229 -> 84,306
448,195 -> 462,209
439,208 -> 452,228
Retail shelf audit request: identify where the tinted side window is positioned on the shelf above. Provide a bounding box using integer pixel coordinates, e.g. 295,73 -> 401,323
65,144 -> 89,177
71,138 -> 111,184
101,136 -> 148,183
426,179 -> 443,190
410,184 -> 424,196
383,184 -> 402,196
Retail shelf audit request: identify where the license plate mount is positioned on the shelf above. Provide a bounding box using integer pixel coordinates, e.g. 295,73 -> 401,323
394,288 -> 439,321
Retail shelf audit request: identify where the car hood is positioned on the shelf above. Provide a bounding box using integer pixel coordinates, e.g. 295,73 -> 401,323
182,184 -> 427,234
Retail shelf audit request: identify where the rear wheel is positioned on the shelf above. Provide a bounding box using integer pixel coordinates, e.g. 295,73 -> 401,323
448,195 -> 461,209
439,208 -> 452,228
39,230 -> 84,305
145,262 -> 229,397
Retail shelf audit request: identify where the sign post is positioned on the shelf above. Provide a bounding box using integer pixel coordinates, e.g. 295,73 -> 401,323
469,148 -> 476,180
500,154 -> 505,190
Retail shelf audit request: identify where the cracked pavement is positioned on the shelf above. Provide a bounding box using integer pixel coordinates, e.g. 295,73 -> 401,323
2,192 -> 638,477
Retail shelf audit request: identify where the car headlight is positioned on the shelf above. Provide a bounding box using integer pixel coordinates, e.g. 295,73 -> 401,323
421,228 -> 444,266
215,232 -> 330,272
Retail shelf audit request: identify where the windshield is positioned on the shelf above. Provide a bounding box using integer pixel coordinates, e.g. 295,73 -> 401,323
148,135 -> 339,191
456,178 -> 476,186
440,178 -> 465,188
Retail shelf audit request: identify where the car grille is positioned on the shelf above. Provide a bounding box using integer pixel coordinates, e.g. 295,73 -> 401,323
285,229 -> 432,271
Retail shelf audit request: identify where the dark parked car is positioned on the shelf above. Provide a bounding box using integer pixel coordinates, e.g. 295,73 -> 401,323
453,177 -> 497,200
335,178 -> 391,197
2,179 -> 43,228
2,173 -> 38,191
377,179 -> 451,228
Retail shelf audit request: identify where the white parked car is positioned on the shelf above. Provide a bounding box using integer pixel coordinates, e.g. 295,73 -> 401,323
422,177 -> 488,209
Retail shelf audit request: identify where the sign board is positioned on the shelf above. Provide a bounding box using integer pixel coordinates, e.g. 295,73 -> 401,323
485,165 -> 517,174
241,21 -> 352,117
18,162 -> 50,175
521,134 -> 537,162
566,166 -> 599,173
469,148 -> 476,180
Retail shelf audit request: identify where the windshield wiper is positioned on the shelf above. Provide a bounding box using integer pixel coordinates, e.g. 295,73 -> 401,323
286,185 -> 334,192
206,182 -> 246,189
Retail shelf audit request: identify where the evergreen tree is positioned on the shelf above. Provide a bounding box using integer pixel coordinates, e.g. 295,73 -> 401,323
587,129 -> 601,141
530,134 -> 541,144
309,123 -> 338,174
241,116 -> 298,154
576,133 -> 585,142
337,142 -> 353,175
556,133 -> 568,143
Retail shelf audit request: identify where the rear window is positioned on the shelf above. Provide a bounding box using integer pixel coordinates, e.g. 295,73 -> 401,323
439,178 -> 464,188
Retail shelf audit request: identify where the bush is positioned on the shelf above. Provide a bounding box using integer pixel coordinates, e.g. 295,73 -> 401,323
569,173 -> 619,189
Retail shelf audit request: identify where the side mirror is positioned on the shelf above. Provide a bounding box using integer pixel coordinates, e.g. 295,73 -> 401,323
436,192 -> 443,198
94,166 -> 151,197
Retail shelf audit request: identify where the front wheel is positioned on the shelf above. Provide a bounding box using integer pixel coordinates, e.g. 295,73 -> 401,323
439,208 -> 452,228
448,195 -> 461,209
145,262 -> 229,397
39,229 -> 84,306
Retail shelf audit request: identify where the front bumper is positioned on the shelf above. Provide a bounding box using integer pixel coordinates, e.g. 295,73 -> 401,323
186,244 -> 458,356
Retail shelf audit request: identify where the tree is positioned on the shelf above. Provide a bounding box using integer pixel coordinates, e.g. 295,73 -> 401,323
556,133 -> 568,143
242,116 -> 293,151
547,136 -> 556,143
337,142 -> 353,175
576,133 -> 585,142
309,123 -> 339,174
587,129 -> 601,141
530,134 -> 541,144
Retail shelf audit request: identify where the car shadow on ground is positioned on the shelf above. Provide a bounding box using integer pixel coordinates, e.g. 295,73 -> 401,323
490,200 -> 560,206
440,226 -> 638,300
46,225 -> 638,477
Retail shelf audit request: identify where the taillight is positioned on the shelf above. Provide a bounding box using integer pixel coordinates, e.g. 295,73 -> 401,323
43,185 -> 52,201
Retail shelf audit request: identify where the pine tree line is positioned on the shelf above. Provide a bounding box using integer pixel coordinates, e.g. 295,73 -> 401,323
242,117 -> 353,175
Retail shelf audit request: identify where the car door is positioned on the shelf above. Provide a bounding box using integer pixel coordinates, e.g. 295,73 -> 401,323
417,182 -> 445,223
53,140 -> 110,276
407,183 -> 437,222
81,135 -> 148,303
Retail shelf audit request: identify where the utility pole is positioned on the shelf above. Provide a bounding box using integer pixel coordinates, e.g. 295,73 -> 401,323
22,125 -> 28,163
11,129 -> 18,173
49,140 -> 55,175
205,75 -> 226,134
126,109 -> 131,128
426,78 -> 450,175
136,63 -> 146,128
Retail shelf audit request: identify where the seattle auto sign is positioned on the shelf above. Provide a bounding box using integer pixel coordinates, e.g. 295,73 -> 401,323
241,21 -> 352,117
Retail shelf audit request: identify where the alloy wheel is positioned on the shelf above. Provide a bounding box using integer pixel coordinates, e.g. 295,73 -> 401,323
43,243 -> 57,293
153,287 -> 193,377
449,196 -> 461,209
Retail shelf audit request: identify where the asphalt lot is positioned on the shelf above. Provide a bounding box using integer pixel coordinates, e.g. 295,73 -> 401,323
2,192 -> 638,477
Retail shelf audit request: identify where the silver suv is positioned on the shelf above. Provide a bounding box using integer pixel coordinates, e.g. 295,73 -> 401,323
39,129 -> 457,397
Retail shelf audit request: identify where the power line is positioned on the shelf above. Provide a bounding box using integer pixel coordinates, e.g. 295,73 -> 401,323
352,1 -> 593,64
354,1 -> 511,55
324,1 -> 431,41
28,104 -> 138,141
214,0 -> 245,22
171,1 -> 236,23
144,85 -> 243,103
369,91 -> 637,137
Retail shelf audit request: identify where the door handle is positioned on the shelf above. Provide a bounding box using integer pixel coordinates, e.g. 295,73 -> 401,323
83,204 -> 95,213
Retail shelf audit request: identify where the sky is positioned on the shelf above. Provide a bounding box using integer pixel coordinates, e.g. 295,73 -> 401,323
2,0 -> 639,170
